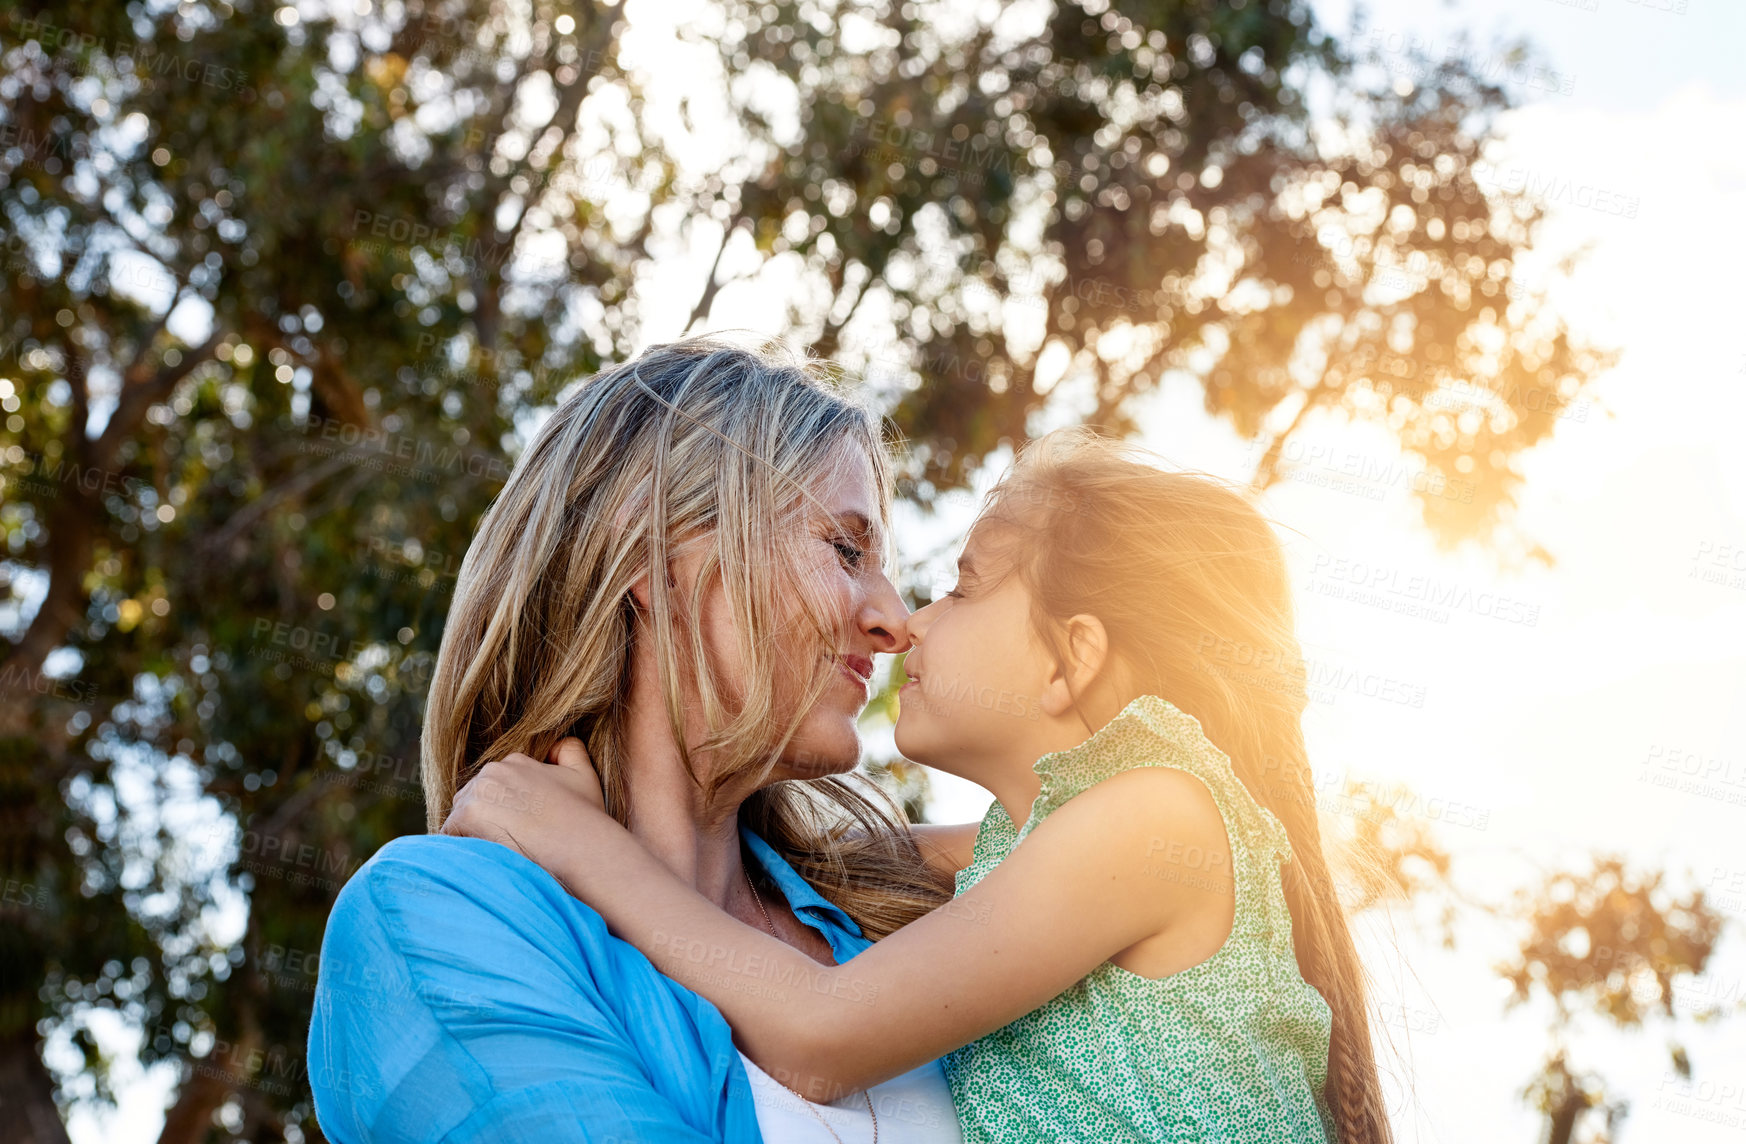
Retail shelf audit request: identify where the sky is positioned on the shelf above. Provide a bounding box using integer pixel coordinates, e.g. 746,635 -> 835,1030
65,0 -> 1746,1141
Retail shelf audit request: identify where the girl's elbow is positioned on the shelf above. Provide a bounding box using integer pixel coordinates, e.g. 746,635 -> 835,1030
748,1022 -> 866,1102
764,1055 -> 865,1105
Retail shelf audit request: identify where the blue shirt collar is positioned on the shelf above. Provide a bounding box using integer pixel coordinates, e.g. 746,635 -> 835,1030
738,825 -> 868,960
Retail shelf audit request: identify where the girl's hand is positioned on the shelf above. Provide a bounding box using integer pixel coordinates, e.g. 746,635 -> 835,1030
440,737 -> 611,872
545,736 -> 606,809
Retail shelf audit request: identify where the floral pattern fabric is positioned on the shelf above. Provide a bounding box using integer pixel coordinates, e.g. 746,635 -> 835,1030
942,694 -> 1338,1144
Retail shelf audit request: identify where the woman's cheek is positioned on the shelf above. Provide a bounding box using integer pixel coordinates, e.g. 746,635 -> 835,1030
804,550 -> 859,635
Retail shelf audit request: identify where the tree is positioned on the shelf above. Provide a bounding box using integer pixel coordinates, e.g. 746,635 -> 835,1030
688,0 -> 1609,549
2,1 -> 629,1137
1310,789 -> 1736,1144
0,0 -> 1608,1139
1500,856 -> 1726,1144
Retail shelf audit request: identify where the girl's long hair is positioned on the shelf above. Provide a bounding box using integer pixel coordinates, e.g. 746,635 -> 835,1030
422,334 -> 950,938
971,427 -> 1394,1144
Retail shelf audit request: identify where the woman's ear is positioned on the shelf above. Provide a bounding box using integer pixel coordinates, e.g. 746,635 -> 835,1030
627,569 -> 652,611
1038,613 -> 1111,719
629,535 -> 706,613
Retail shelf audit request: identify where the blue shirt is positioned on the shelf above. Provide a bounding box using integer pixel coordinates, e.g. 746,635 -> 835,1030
308,827 -> 914,1143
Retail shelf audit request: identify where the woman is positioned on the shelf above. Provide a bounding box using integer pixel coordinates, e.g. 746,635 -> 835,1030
307,336 -> 972,1143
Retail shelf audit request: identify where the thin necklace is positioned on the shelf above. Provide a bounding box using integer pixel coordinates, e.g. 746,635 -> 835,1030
744,868 -> 878,1144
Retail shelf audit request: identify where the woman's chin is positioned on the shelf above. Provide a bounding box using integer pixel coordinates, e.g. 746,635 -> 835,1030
780,722 -> 860,780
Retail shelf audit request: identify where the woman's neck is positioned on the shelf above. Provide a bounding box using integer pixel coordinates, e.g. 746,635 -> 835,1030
616,648 -> 760,912
614,653 -> 842,967
619,719 -> 752,911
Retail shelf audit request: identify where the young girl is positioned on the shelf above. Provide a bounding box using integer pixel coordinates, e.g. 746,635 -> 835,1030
446,428 -> 1393,1144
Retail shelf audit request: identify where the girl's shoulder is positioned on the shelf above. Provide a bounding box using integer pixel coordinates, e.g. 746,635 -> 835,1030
910,821 -> 983,877
1018,694 -> 1291,864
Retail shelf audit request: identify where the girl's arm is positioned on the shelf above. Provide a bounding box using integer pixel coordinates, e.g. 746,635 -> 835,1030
444,747 -> 1234,1098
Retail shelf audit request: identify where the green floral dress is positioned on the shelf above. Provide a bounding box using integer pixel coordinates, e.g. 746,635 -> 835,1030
942,694 -> 1337,1143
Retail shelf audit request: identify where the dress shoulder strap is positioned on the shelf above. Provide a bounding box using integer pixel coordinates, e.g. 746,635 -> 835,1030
1031,696 -> 1289,845
1018,695 -> 1297,937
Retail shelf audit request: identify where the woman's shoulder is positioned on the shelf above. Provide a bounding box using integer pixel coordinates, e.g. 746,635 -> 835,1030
355,830 -> 556,876
347,832 -> 563,891
322,834 -> 620,985
309,839 -> 755,1143
339,833 -> 580,911
312,835 -> 686,1089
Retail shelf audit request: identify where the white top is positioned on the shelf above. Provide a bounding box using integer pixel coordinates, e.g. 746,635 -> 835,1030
736,1050 -> 964,1144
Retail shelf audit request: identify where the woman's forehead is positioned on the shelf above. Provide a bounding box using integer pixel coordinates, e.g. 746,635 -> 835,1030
810,444 -> 886,525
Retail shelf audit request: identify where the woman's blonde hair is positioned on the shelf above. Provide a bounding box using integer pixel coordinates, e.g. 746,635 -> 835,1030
422,334 -> 950,937
969,427 -> 1394,1144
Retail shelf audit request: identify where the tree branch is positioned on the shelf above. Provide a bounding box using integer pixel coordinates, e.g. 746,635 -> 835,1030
1248,385 -> 1324,493
93,332 -> 223,473
681,221 -> 739,335
198,447 -> 371,563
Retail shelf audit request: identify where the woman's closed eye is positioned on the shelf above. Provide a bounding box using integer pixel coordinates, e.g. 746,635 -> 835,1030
831,538 -> 866,571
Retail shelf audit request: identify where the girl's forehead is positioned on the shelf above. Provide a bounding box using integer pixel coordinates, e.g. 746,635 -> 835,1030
958,523 -> 1025,581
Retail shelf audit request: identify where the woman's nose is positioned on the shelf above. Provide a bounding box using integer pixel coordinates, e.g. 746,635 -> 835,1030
863,574 -> 913,654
